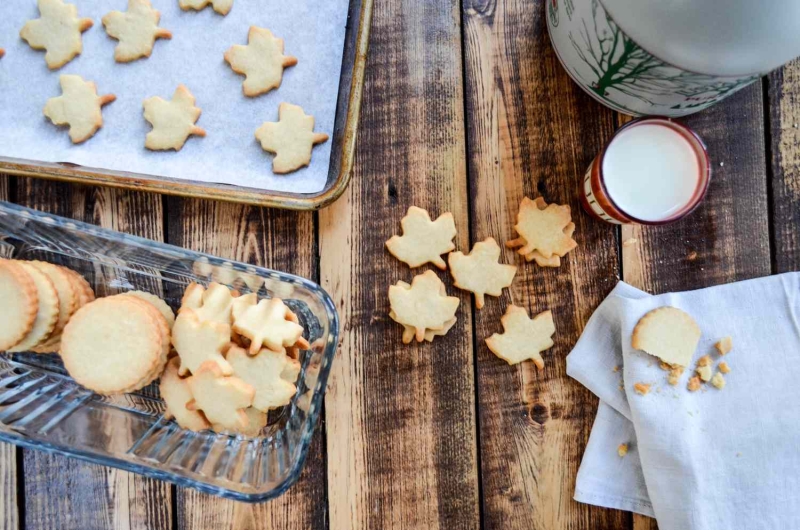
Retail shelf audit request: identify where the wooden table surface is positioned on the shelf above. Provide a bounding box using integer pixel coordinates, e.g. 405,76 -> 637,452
2,0 -> 799,528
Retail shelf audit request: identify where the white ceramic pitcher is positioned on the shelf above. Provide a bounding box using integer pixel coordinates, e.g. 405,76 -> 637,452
547,0 -> 800,117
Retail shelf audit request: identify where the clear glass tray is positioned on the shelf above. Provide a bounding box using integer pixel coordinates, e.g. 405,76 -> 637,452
0,200 -> 338,502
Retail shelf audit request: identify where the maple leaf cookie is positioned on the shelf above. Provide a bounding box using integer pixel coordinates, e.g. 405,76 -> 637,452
20,0 -> 93,70
102,0 -> 172,63
232,298 -> 305,355
225,27 -> 298,97
388,270 -> 460,343
227,345 -> 297,412
449,238 -> 516,309
385,206 -> 457,270
143,85 -> 206,151
44,75 -> 116,144
172,308 -> 233,376
187,361 -> 255,431
160,357 -> 210,432
506,197 -> 578,263
179,0 -> 233,16
180,282 -> 236,325
485,305 -> 555,368
255,103 -> 329,174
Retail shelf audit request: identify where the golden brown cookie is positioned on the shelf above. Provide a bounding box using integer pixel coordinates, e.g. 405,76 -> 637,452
9,262 -> 60,352
143,85 -> 206,151
506,197 -> 578,262
232,298 -> 305,355
388,271 -> 460,343
20,0 -> 93,69
385,206 -> 457,270
186,361 -> 255,431
124,290 -> 175,329
160,357 -> 210,432
179,0 -> 233,16
485,305 -> 555,368
631,306 -> 701,367
224,26 -> 297,97
44,75 -> 116,144
102,0 -> 172,63
448,238 -> 516,309
172,308 -> 232,376
227,345 -> 297,412
0,260 -> 39,350
255,103 -> 329,174
27,261 -> 77,353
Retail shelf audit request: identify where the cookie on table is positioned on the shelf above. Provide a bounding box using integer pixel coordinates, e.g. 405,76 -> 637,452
20,0 -> 93,70
44,75 -> 116,144
506,197 -> 578,265
0,260 -> 39,351
485,305 -> 555,368
385,206 -> 457,270
448,237 -> 516,308
102,0 -> 172,63
224,27 -> 297,97
8,262 -> 60,353
160,357 -> 211,432
61,296 -> 165,395
388,270 -> 460,343
179,0 -> 233,16
255,103 -> 329,174
143,85 -> 206,151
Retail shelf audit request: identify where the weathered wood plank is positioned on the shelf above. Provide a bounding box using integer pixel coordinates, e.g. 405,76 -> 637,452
166,198 -> 327,530
767,59 -> 800,273
319,0 -> 479,528
461,1 -> 628,529
621,80 -> 771,530
13,178 -> 172,530
0,177 -> 20,530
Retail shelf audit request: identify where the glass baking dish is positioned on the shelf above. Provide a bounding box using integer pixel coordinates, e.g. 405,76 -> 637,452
0,200 -> 338,502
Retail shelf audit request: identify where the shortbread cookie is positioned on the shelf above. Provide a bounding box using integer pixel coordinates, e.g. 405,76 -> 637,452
187,361 -> 255,431
718,361 -> 730,374
523,222 -> 576,267
111,294 -> 171,366
179,0 -> 233,16
255,103 -> 329,174
102,0 -> 172,63
449,238 -> 516,309
232,298 -> 305,355
160,357 -> 210,432
232,407 -> 268,436
20,0 -> 93,69
715,336 -> 732,355
34,265 -> 93,352
388,270 -> 460,343
61,296 -> 163,394
687,375 -> 702,392
125,290 -> 175,329
224,27 -> 297,97
9,262 -> 60,352
227,345 -> 297,412
44,75 -> 116,144
506,197 -> 578,261
0,260 -> 38,351
231,292 -> 258,322
172,308 -> 232,376
485,305 -> 555,368
631,306 -> 700,367
143,85 -> 206,151
710,372 -> 725,389
390,310 -> 456,344
180,282 -> 235,325
27,261 -> 77,351
386,206 -> 457,270
62,267 -> 95,306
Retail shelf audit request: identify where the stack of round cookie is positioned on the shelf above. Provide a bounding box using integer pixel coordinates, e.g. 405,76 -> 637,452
60,292 -> 173,395
0,258 -> 94,355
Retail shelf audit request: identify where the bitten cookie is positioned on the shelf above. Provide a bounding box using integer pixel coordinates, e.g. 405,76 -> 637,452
224,27 -> 297,97
385,206 -> 457,270
179,0 -> 233,16
44,75 -> 116,144
631,306 -> 700,367
102,0 -> 172,63
0,260 -> 39,351
60,296 -> 164,394
255,103 -> 329,174
9,262 -> 60,352
143,85 -> 206,151
20,0 -> 93,69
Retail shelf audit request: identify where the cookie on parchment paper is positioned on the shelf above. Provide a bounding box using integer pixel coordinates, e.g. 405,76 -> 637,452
102,0 -> 172,63
44,75 -> 116,144
143,85 -> 206,151
255,103 -> 329,174
224,26 -> 297,97
20,0 -> 93,69
179,0 -> 233,16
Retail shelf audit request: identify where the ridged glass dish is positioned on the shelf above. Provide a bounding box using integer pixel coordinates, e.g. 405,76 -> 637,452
0,201 -> 338,502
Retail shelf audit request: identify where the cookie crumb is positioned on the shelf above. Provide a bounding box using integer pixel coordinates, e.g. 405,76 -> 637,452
696,364 -> 712,382
667,365 -> 684,386
687,251 -> 698,261
622,237 -> 638,247
718,361 -> 731,374
659,361 -> 672,371
617,443 -> 628,457
612,365 -> 619,373
696,354 -> 712,367
715,336 -> 732,355
687,376 -> 702,392
633,382 -> 651,396
710,372 -> 725,389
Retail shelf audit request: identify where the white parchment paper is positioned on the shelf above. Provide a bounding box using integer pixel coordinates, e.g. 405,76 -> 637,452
0,0 -> 349,193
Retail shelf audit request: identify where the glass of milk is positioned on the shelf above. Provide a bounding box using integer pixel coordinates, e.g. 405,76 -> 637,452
581,118 -> 711,225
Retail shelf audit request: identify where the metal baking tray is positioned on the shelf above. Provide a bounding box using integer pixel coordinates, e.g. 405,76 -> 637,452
0,201 -> 339,501
0,0 -> 372,211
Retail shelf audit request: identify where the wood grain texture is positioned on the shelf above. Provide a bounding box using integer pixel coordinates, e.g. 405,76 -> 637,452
319,0 -> 479,528
462,1 -> 627,528
767,59 -> 800,273
621,80 -> 771,530
165,198 -> 327,530
12,178 -> 172,530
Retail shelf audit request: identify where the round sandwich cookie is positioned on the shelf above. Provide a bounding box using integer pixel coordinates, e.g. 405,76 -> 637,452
9,262 -> 60,352
0,260 -> 39,351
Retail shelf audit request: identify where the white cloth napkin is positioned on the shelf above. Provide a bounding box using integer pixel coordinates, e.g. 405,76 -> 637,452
566,273 -> 800,530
